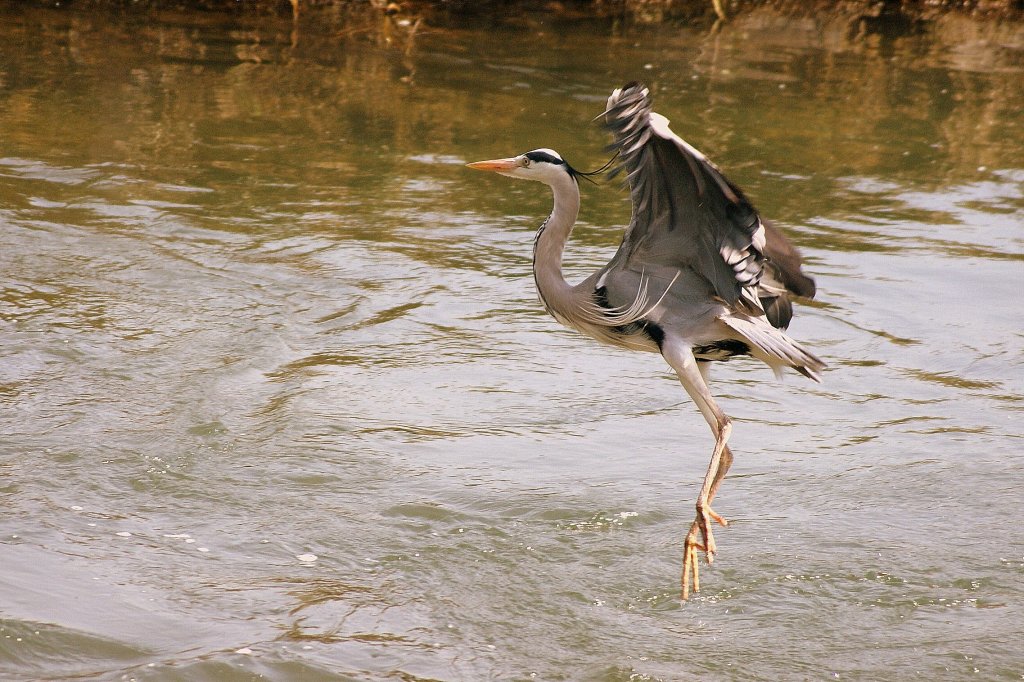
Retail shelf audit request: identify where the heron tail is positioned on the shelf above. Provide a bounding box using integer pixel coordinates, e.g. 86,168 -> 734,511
721,315 -> 826,382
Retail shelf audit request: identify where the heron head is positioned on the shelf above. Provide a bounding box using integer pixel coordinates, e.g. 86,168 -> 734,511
467,148 -> 577,185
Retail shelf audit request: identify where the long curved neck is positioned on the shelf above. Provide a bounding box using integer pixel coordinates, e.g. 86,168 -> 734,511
532,173 -> 581,325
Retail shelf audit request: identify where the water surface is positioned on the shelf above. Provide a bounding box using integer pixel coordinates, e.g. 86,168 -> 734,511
1,5 -> 1022,680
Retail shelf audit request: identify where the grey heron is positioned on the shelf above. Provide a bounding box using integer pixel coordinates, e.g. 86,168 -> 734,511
468,82 -> 825,599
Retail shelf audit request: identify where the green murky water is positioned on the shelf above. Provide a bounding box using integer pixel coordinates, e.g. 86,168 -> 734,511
1,4 -> 1022,680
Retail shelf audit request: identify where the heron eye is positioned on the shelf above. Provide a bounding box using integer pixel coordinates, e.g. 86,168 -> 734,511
520,158 -> 530,167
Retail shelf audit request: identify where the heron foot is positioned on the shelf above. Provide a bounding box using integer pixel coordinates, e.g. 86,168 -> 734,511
682,526 -> 702,600
681,506 -> 728,600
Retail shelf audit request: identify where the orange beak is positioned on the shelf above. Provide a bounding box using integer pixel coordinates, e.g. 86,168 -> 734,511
466,158 -> 519,172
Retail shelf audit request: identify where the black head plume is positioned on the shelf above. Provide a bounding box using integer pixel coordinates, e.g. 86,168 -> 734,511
567,152 -> 620,185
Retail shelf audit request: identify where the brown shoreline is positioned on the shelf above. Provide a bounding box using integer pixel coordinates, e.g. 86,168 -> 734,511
13,0 -> 1024,22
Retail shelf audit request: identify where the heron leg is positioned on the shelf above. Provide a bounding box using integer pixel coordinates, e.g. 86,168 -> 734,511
698,361 -> 735,519
681,439 -> 733,599
663,344 -> 734,600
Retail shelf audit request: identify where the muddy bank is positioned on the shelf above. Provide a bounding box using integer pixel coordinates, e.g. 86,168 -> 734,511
15,0 -> 1024,22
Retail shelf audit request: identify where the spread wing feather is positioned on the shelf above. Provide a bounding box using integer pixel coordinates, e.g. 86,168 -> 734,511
603,83 -> 769,318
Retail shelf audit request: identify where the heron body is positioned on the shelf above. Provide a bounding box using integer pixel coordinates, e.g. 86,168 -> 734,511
468,83 -> 825,598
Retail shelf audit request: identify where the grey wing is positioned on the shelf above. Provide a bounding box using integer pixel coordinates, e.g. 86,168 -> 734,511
758,219 -> 818,329
602,83 -> 766,317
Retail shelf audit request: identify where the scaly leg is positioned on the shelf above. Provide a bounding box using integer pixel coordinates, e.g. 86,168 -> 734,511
681,439 -> 733,599
697,360 -> 734,522
662,344 -> 734,600
682,441 -> 734,595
